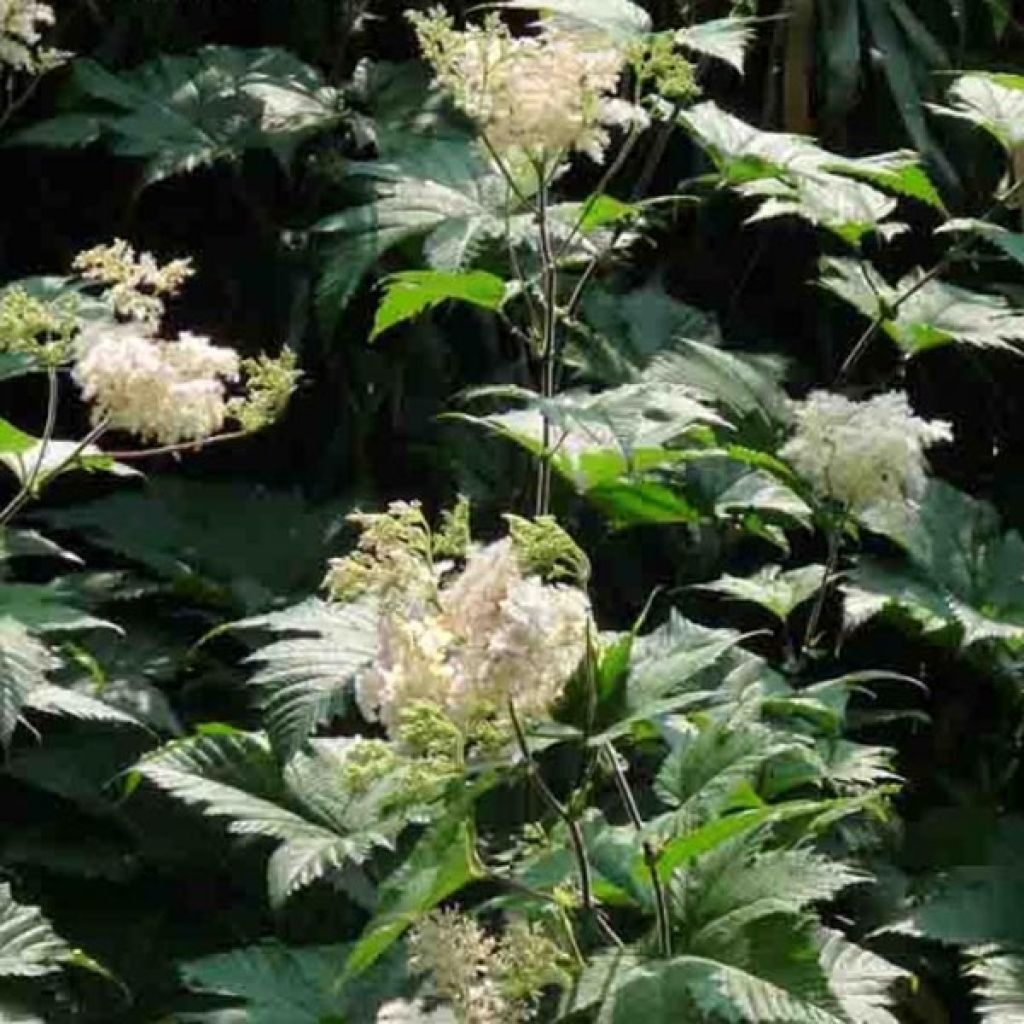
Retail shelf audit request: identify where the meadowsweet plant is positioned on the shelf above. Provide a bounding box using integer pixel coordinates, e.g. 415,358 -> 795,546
0,241 -> 298,526
6,1 -> 1024,1022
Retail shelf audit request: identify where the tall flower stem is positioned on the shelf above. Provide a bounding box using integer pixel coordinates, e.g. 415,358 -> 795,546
535,171 -> 559,517
508,701 -> 624,949
603,742 -> 672,958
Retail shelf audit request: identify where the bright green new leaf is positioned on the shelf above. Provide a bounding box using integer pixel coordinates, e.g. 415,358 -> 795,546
370,269 -> 506,340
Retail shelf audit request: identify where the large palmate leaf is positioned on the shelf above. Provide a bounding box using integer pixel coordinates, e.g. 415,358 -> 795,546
889,814 -> 1024,948
181,943 -> 346,1024
457,374 -> 728,526
0,884 -> 74,978
680,102 -> 941,243
41,480 -> 347,613
842,481 -> 1024,647
935,73 -> 1024,152
968,947 -> 1024,1024
134,731 -> 406,909
238,597 -> 379,760
602,919 -> 852,1024
12,48 -> 342,183
821,258 -> 1024,357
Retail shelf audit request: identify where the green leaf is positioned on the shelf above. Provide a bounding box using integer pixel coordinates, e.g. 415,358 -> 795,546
654,718 -> 798,819
343,806 -> 483,981
0,883 -> 74,978
818,929 -> 907,1024
371,269 -> 506,340
604,920 -> 847,1024
181,943 -> 347,1024
242,597 -> 380,760
935,73 -> 1024,151
135,732 -> 403,907
696,564 -> 826,622
0,618 -> 54,747
41,480 -> 346,613
676,18 -> 757,74
0,418 -> 35,457
968,947 -> 1024,1023
680,102 -> 940,239
574,279 -> 723,387
842,481 -> 1024,647
0,438 -> 141,488
11,48 -> 343,183
821,257 -> 1024,356
495,0 -> 652,40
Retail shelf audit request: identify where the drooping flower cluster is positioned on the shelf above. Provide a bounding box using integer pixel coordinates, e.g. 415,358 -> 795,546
73,324 -> 241,444
73,239 -> 194,326
0,0 -> 60,74
781,390 -> 952,516
394,910 -> 566,1024
408,7 -> 641,167
325,502 -> 592,740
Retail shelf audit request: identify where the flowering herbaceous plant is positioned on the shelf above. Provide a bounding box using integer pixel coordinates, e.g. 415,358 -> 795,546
3,0 -> 1024,1022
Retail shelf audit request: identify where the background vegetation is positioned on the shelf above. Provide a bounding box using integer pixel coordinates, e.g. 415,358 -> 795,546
2,0 -> 1024,1021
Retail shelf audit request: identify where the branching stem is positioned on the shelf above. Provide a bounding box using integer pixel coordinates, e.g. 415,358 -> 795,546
603,742 -> 672,958
508,700 -> 624,950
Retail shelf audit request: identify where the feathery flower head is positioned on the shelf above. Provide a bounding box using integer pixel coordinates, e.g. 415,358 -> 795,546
781,390 -> 952,515
407,7 -> 639,169
328,503 -> 592,738
73,324 -> 240,444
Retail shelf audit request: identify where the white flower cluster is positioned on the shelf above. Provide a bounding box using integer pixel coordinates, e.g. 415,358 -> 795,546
0,0 -> 55,73
73,324 -> 240,444
409,8 -> 642,167
357,538 -> 590,735
781,390 -> 952,515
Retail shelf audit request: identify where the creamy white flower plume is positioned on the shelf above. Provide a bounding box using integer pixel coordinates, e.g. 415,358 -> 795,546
781,390 -> 952,515
73,324 -> 240,444
355,539 -> 590,734
409,8 -> 638,167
